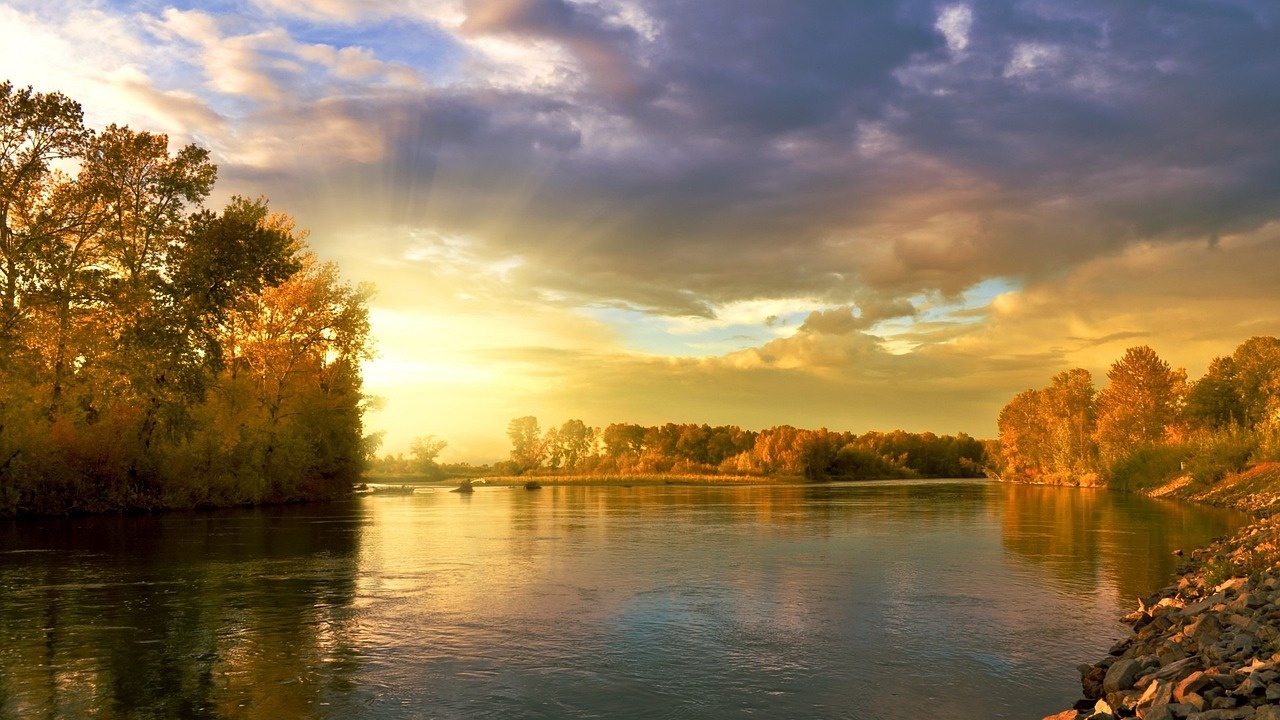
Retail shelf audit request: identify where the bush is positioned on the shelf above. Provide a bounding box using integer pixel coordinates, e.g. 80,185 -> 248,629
1106,444 -> 1189,491
1185,429 -> 1257,485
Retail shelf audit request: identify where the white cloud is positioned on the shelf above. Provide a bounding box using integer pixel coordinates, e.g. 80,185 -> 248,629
1004,42 -> 1062,78
935,4 -> 973,54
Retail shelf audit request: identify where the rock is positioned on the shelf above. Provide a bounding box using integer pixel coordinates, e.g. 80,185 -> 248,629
1176,672 -> 1214,703
1184,710 -> 1251,720
1185,594 -> 1229,617
1106,658 -> 1146,693
1255,707 -> 1280,720
1140,706 -> 1176,720
1042,711 -> 1080,720
1083,664 -> 1108,699
1091,698 -> 1116,719
1208,694 -> 1238,709
1139,678 -> 1177,708
1233,674 -> 1266,697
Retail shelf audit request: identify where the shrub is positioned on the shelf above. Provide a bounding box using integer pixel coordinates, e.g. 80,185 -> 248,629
1106,444 -> 1189,491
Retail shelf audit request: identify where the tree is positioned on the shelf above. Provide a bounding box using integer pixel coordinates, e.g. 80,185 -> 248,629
997,389 -> 1048,479
1186,356 -> 1244,430
602,423 -> 645,459
409,435 -> 448,476
1230,336 -> 1280,429
507,416 -> 544,474
0,81 -> 90,338
1095,346 -> 1186,465
554,419 -> 592,470
1041,368 -> 1097,474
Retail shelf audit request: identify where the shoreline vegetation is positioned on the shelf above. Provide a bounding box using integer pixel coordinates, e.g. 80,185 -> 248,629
0,81 -> 373,517
992,337 -> 1280,720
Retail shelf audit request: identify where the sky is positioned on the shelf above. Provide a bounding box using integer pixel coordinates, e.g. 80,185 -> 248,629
4,0 -> 1280,462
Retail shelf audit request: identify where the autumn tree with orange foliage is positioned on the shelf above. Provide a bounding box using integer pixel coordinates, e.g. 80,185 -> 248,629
0,81 -> 373,514
996,340 -> 1280,488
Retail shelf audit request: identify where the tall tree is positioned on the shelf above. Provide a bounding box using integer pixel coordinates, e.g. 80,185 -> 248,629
997,389 -> 1048,479
507,416 -> 544,473
1094,346 -> 1186,465
1186,355 -> 1245,430
1230,336 -> 1280,429
0,82 -> 90,340
1041,368 -> 1098,474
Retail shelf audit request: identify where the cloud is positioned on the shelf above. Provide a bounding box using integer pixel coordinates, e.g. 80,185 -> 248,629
10,0 -> 1280,457
936,4 -> 974,54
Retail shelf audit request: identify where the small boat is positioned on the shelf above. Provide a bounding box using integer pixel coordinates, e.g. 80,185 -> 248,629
451,479 -> 475,494
370,485 -> 415,496
524,480 -> 542,490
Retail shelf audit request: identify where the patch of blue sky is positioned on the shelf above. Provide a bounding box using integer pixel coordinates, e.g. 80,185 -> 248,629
108,0 -> 248,19
582,305 -> 797,357
910,276 -> 1022,326
869,276 -> 1022,353
285,18 -> 466,82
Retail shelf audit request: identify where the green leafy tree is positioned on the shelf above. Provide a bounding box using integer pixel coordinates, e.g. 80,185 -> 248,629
1186,356 -> 1245,430
1230,336 -> 1280,429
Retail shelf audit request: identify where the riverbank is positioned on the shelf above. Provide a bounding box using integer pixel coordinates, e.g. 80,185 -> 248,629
1144,464 -> 1280,514
1042,465 -> 1280,719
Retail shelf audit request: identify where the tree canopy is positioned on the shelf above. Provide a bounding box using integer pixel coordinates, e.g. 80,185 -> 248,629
0,81 -> 374,515
995,338 -> 1280,486
497,417 -> 986,481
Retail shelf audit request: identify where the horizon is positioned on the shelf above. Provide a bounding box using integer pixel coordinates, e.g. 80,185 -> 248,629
7,0 -> 1280,462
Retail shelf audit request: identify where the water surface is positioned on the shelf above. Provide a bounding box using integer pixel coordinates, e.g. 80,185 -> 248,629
0,480 -> 1247,719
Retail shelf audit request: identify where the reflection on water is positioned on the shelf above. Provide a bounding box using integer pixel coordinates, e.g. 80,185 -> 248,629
0,481 -> 1246,719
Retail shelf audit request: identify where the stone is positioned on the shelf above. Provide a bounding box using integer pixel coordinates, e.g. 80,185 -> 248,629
1234,674 -> 1266,696
1188,615 -> 1226,644
1140,706 -> 1175,720
1255,707 -> 1280,720
1138,679 -> 1176,708
1091,698 -> 1116,719
1182,692 -> 1206,712
1177,672 -> 1214,702
1184,710 -> 1251,720
1209,695 -> 1238,709
1083,664 -> 1108,698
1041,711 -> 1080,720
1107,658 -> 1146,693
1215,578 -> 1248,594
1186,594 -> 1230,617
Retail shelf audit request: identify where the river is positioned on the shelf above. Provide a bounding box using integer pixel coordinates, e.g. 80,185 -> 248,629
0,480 -> 1248,719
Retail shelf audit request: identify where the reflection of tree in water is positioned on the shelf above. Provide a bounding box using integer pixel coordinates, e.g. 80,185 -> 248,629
999,485 -> 1245,600
0,503 -> 364,719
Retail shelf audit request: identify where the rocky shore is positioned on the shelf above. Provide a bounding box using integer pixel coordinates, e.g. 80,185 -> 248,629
1042,514 -> 1280,720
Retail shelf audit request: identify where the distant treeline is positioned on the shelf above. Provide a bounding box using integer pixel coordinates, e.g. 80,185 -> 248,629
378,419 -> 988,481
0,81 -> 373,514
995,337 -> 1280,489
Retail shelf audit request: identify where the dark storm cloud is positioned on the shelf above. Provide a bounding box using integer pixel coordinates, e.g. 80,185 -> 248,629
295,0 -> 1280,318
